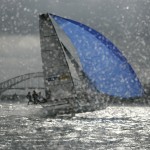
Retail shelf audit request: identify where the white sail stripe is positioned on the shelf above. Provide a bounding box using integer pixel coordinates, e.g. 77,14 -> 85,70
50,16 -> 83,70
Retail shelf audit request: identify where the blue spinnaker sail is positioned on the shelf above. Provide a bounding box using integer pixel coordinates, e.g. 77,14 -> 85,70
50,14 -> 143,98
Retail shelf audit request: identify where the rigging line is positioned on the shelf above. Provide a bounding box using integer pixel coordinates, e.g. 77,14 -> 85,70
49,15 -> 75,92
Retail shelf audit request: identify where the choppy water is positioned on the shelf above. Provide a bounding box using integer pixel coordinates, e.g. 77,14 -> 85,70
0,102 -> 150,150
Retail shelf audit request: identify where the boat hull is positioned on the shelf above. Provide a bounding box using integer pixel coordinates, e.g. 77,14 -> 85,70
41,93 -> 108,117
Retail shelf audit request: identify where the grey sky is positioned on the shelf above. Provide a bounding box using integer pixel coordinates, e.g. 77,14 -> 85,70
0,0 -> 150,83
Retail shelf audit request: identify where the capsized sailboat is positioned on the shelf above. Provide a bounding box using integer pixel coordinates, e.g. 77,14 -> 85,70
39,13 -> 143,116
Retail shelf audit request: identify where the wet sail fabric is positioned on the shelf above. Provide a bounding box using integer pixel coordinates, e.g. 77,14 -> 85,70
50,14 -> 143,98
39,14 -> 74,99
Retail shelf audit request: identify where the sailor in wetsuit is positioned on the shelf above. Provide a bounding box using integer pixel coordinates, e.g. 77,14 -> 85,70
26,92 -> 32,105
32,90 -> 38,104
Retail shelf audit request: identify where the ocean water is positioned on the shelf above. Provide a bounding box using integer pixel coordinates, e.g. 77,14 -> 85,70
0,102 -> 150,150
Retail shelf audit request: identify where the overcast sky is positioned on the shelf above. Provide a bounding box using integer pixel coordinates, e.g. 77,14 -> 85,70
0,0 -> 150,84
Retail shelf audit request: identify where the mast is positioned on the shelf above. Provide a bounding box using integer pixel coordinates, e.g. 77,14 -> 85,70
39,14 -> 75,100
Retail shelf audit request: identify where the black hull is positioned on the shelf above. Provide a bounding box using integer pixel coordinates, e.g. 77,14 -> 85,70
41,94 -> 108,117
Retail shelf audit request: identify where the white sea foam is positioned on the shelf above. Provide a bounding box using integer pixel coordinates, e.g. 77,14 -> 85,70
0,101 -> 150,149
